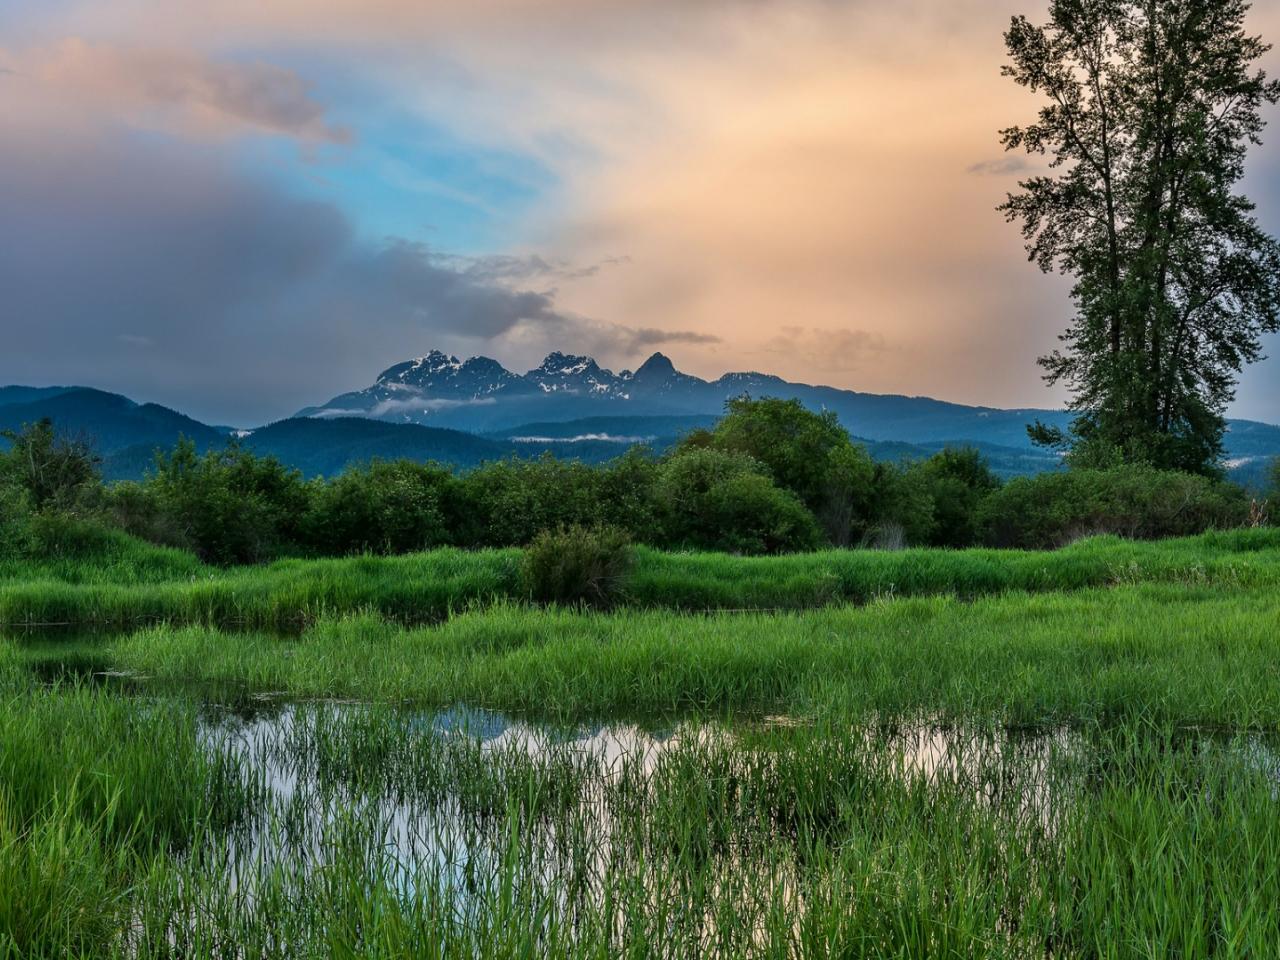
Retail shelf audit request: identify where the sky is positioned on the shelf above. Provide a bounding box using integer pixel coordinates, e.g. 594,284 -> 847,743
1,0 -> 1277,426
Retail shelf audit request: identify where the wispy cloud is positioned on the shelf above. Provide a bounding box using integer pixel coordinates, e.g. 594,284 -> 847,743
10,39 -> 351,144
966,157 -> 1032,176
760,327 -> 888,374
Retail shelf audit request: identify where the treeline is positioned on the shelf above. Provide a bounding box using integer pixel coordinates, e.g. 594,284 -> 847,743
2,398 -> 1273,565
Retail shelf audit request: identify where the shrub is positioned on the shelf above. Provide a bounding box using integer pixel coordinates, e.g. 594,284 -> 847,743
978,465 -> 1249,549
0,419 -> 101,512
522,524 -> 634,607
145,439 -> 311,564
653,448 -> 822,554
0,486 -> 35,560
689,396 -> 875,546
305,460 -> 450,554
911,448 -> 1001,547
103,481 -> 185,549
459,457 -> 608,547
866,461 -> 936,547
594,448 -> 661,536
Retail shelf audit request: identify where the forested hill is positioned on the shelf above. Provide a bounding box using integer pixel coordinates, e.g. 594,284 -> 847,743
2,379 -> 1277,484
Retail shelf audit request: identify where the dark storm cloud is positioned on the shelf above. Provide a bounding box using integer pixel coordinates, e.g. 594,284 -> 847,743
0,130 -> 613,423
338,240 -> 565,338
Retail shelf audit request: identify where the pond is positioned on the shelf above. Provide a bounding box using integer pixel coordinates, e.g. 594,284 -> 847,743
14,648 -> 1280,956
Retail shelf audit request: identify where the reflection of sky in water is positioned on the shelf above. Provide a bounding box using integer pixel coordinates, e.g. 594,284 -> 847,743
200,704 -> 1094,905
200,704 -> 713,911
101,696 -> 1280,950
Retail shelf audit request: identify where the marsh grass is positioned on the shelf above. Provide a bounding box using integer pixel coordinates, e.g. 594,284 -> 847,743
11,699 -> 1276,958
19,582 -> 1280,728
3,530 -> 1280,956
1,527 -> 1277,628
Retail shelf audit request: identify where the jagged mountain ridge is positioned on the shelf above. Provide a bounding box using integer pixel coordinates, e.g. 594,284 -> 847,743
297,349 -> 1076,447
3,363 -> 1277,483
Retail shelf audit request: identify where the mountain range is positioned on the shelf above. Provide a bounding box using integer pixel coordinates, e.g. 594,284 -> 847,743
3,350 -> 1278,485
299,350 -> 1080,448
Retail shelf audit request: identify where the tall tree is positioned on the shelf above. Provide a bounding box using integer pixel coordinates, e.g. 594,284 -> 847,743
1000,0 -> 1280,473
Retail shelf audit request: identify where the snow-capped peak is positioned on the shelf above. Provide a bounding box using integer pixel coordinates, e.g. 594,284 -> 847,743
534,351 -> 598,376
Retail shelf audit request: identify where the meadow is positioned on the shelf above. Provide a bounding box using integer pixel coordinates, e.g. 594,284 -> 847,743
3,524 -> 1279,628
3,529 -> 1280,956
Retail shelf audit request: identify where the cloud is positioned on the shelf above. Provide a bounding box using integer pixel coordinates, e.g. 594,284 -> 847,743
621,327 -> 721,349
5,0 -> 1278,421
370,396 -> 497,416
9,39 -> 351,144
510,433 -> 656,443
0,127 -> 612,423
967,157 -> 1033,176
495,314 -> 722,371
760,327 -> 888,374
314,396 -> 499,418
334,240 -> 565,339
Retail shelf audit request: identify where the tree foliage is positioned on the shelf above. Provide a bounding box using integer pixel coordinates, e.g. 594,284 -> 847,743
689,396 -> 876,545
0,419 -> 100,511
305,460 -> 451,555
978,463 -> 1247,547
914,448 -> 1003,547
144,439 -> 310,564
1001,0 -> 1280,472
653,447 -> 822,554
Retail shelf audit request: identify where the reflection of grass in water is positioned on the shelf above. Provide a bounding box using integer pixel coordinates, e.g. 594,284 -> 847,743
3,666 -> 1280,956
2,527 -> 1280,628
127,708 -> 1280,957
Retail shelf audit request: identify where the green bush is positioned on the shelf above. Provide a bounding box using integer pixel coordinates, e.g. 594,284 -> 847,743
0,420 -> 101,512
978,465 -> 1248,549
460,458 -> 609,547
522,524 -> 634,607
144,439 -> 311,564
866,461 -> 936,548
305,460 -> 451,554
0,487 -> 35,561
653,448 -> 822,554
911,448 -> 1002,547
689,396 -> 876,545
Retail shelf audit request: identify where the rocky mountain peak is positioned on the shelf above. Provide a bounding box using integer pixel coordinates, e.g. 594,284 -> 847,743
633,352 -> 677,380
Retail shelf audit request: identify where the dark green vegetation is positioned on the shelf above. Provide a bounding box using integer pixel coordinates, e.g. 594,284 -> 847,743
2,522 -> 1278,628
1001,0 -> 1280,472
2,397 -> 1267,569
18,582 -> 1279,726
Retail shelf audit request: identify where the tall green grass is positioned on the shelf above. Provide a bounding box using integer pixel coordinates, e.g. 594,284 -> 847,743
17,582 -> 1280,728
2,527 -> 1278,628
7,700 -> 1277,957
0,667 -> 255,958
3,534 -> 1280,956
